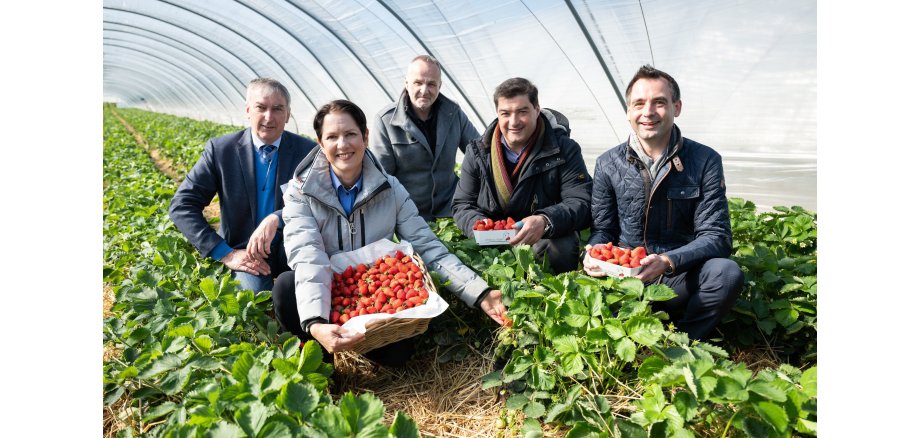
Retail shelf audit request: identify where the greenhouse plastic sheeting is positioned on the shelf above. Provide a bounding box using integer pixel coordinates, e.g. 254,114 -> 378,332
103,0 -> 816,210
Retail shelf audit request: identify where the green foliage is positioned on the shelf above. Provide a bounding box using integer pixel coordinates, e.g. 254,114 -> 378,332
723,198 -> 818,362
103,107 -> 417,436
116,108 -> 241,177
428,219 -> 817,437
106,108 -> 817,437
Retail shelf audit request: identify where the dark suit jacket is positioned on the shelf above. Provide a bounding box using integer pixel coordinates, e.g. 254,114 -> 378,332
169,128 -> 317,269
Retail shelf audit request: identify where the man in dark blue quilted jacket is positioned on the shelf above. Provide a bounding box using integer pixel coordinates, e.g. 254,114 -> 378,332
583,65 -> 742,340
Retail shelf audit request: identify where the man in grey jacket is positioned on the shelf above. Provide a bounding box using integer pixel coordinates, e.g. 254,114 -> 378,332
369,55 -> 480,220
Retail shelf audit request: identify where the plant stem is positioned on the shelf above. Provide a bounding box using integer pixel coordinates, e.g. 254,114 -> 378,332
720,409 -> 740,438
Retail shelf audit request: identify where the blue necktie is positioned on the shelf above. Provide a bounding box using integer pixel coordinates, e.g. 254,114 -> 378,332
259,145 -> 277,191
259,144 -> 277,163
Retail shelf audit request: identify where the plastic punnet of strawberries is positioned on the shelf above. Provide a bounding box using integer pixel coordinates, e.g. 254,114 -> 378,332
473,217 -> 517,231
589,243 -> 647,268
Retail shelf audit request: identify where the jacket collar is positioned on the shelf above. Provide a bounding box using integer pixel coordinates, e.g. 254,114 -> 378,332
624,125 -> 684,160
237,129 -> 302,215
390,90 -> 460,157
479,112 -> 560,159
294,146 -> 390,216
475,113 -> 563,186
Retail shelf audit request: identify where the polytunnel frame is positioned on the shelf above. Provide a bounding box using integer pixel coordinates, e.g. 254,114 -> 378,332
563,0 -> 627,113
283,0 -> 395,102
104,4 -> 313,132
105,65 -> 197,112
152,0 -> 322,113
102,8 -> 262,83
103,38 -> 241,117
224,0 -> 354,102
105,74 -> 182,110
104,42 -> 238,118
102,22 -> 248,96
375,0 -> 489,128
104,50 -> 216,114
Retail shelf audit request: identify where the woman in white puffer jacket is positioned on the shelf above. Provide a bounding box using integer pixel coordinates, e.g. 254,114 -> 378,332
271,99 -> 506,365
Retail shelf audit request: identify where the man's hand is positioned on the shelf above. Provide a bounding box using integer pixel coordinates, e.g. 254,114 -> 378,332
221,249 -> 271,276
309,323 -> 365,353
479,289 -> 507,325
582,244 -> 608,277
635,254 -> 673,283
507,215 -> 547,246
247,214 -> 280,259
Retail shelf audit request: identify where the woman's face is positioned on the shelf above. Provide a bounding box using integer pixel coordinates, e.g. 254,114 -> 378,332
319,111 -> 368,186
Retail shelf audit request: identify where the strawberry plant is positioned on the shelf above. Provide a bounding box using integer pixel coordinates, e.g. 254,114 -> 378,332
105,108 -> 819,437
472,245 -> 817,437
116,108 -> 241,176
722,198 -> 818,363
103,107 -> 419,436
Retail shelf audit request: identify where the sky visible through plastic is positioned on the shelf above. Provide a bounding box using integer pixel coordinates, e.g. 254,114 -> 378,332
103,0 -> 816,210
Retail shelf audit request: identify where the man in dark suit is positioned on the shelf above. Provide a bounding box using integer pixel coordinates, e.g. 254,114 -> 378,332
169,78 -> 317,293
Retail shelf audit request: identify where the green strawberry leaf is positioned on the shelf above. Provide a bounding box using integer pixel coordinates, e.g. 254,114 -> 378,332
389,411 -> 419,438
276,381 -> 319,421
234,402 -> 269,438
800,366 -> 817,398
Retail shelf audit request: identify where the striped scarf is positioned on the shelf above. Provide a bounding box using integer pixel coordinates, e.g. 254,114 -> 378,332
491,118 -> 545,209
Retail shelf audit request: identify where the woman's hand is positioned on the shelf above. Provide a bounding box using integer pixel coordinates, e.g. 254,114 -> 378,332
479,289 -> 507,325
308,323 -> 365,353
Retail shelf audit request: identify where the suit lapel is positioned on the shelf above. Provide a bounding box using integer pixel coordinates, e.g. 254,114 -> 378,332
237,129 -> 259,226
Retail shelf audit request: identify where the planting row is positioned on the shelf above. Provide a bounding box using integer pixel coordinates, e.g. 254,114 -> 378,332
104,107 -> 818,437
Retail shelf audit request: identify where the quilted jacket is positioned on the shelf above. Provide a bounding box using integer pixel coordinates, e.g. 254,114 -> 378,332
587,126 -> 732,274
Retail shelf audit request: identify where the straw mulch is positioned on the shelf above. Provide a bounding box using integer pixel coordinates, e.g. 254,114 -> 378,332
332,345 -> 506,438
731,343 -> 783,373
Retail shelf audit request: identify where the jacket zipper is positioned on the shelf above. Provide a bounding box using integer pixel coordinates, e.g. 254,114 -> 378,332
303,181 -> 391,251
643,163 -> 672,247
348,213 -> 357,248
337,216 -> 343,250
360,209 -> 366,247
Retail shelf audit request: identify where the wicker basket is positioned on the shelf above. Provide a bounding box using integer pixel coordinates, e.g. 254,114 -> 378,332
350,252 -> 437,354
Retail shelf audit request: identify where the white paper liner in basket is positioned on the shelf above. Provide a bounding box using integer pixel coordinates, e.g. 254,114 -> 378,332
329,238 -> 448,335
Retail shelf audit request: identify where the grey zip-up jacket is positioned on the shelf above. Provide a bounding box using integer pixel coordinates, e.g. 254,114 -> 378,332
282,147 -> 490,329
369,92 -> 480,220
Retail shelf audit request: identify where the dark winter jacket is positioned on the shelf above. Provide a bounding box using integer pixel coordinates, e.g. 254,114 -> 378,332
587,126 -> 732,274
452,112 -> 592,238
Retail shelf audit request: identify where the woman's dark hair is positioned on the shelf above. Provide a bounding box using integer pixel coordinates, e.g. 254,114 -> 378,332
313,99 -> 367,139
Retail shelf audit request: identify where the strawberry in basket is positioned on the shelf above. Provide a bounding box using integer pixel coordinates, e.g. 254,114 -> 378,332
330,250 -> 430,325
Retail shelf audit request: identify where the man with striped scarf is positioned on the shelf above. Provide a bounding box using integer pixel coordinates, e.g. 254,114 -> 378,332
452,77 -> 592,274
